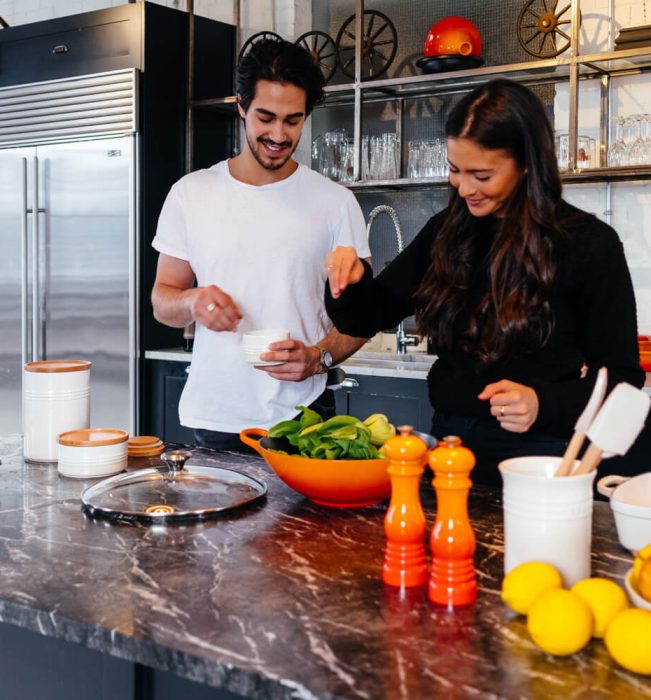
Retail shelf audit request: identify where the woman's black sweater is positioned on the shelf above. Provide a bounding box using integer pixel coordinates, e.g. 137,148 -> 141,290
326,201 -> 644,438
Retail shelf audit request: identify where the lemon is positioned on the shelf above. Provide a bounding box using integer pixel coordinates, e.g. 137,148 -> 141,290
633,543 -> 651,581
570,577 -> 629,638
527,589 -> 593,655
501,561 -> 563,615
605,608 -> 651,675
633,543 -> 651,602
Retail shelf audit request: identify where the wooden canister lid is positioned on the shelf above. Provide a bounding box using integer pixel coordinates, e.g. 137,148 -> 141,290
128,435 -> 162,448
127,435 -> 165,457
58,428 -> 128,447
25,360 -> 92,373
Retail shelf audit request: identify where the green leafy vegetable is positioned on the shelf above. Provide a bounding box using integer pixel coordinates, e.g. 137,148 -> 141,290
267,407 -> 395,460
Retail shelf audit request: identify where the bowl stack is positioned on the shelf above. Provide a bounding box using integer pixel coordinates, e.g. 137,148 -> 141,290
242,329 -> 289,367
58,428 -> 128,479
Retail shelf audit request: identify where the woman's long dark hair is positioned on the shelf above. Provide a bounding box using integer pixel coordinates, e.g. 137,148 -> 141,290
415,79 -> 565,365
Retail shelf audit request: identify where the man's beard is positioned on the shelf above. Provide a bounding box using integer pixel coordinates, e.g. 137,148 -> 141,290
246,133 -> 296,171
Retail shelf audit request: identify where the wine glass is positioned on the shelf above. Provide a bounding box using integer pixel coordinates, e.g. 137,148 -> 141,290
607,117 -> 627,167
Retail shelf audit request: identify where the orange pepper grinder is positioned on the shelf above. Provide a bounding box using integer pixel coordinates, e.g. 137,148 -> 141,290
428,435 -> 477,606
382,425 -> 428,588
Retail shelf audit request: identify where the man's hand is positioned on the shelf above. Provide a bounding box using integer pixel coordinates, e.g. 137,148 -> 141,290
478,379 -> 540,433
152,253 -> 242,331
257,340 -> 320,382
325,246 -> 366,299
190,284 -> 242,332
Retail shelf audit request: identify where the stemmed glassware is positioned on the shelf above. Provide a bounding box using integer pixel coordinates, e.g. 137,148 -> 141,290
607,114 -> 651,167
607,117 -> 627,167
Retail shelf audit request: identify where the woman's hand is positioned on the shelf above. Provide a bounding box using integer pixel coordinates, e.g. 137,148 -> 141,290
478,379 -> 540,433
325,246 -> 366,299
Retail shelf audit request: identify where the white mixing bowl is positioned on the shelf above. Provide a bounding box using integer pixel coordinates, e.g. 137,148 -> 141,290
597,472 -> 651,553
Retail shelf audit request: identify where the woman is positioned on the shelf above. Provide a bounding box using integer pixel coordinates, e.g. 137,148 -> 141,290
325,79 -> 644,484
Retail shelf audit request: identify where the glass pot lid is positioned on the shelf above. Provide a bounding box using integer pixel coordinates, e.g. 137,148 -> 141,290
81,450 -> 267,524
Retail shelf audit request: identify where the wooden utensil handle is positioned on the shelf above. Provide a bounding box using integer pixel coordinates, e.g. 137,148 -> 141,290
555,431 -> 585,476
574,442 -> 603,476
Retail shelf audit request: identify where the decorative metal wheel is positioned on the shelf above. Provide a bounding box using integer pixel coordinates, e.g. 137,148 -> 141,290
295,31 -> 338,84
335,10 -> 398,80
517,0 -> 579,58
237,30 -> 283,63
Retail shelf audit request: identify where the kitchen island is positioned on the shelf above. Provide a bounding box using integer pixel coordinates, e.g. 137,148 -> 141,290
0,434 -> 648,699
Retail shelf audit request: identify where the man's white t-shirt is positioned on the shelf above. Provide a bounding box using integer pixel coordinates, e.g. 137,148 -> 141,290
152,160 -> 370,432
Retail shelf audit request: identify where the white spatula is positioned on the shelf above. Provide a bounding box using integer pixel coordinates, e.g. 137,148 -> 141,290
555,367 -> 608,477
573,382 -> 651,476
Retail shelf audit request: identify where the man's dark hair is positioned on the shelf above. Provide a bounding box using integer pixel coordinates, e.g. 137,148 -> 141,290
236,38 -> 325,116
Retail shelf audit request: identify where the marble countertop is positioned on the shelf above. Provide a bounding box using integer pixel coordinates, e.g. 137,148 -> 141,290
0,434 -> 647,699
144,348 -> 434,380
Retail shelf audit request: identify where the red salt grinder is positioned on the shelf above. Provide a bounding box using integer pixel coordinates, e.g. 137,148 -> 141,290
382,425 -> 428,588
428,435 -> 477,606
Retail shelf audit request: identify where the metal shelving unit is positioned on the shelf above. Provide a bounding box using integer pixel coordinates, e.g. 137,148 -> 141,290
188,0 -> 651,189
319,0 -> 651,189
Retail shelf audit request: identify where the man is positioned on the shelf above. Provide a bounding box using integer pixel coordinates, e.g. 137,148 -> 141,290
151,39 -> 370,451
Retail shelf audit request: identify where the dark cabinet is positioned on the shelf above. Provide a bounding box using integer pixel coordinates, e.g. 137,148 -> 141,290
0,5 -> 141,87
144,359 -> 195,444
334,374 -> 432,433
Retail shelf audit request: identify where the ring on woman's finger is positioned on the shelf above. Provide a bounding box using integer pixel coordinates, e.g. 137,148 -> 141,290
500,405 -> 505,417
206,302 -> 216,313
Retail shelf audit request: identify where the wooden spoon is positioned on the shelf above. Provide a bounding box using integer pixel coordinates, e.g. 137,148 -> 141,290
555,367 -> 608,476
573,382 -> 651,476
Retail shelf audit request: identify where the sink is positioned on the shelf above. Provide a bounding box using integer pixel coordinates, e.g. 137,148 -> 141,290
351,350 -> 436,364
342,350 -> 436,373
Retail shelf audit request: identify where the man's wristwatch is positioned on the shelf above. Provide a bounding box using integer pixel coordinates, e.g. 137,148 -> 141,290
315,345 -> 333,373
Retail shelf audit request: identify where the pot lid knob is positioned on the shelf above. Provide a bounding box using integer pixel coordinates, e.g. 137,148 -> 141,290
161,450 -> 191,475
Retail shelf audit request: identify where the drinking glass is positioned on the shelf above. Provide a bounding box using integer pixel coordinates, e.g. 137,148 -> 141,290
361,135 -> 370,180
577,135 -> 595,168
607,116 -> 626,167
321,129 -> 347,180
339,139 -> 355,182
555,132 -> 569,170
622,116 -> 637,165
407,140 -> 422,178
628,114 -> 648,165
641,114 -> 651,164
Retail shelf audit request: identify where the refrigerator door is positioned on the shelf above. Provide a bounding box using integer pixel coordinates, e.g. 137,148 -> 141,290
0,147 -> 35,434
36,136 -> 135,432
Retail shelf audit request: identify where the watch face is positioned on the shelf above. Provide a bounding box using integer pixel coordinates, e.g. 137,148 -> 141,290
322,350 -> 333,369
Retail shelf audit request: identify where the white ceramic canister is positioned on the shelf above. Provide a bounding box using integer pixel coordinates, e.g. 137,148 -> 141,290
499,456 -> 596,587
58,428 -> 128,479
23,360 -> 91,463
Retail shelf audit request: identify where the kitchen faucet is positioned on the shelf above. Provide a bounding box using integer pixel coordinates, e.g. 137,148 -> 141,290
365,205 -> 419,354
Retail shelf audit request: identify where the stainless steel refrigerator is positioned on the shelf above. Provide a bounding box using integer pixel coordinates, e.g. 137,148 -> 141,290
0,70 -> 138,435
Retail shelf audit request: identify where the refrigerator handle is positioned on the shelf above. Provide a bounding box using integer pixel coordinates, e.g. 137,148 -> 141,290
31,156 -> 39,362
21,158 -> 28,370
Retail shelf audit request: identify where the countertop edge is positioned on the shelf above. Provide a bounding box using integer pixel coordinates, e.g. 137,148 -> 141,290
0,598 -> 312,699
144,349 -> 433,380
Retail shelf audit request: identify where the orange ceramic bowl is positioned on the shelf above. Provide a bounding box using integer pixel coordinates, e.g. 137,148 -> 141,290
240,428 -> 390,508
